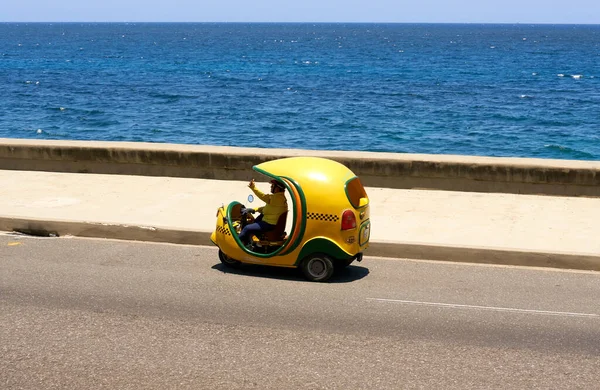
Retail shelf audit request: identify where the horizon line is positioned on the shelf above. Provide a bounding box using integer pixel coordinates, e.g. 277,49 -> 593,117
1,21 -> 599,25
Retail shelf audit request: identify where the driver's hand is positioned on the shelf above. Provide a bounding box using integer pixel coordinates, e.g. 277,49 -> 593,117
248,179 -> 255,189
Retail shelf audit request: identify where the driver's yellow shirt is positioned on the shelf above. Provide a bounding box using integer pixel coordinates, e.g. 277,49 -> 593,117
251,187 -> 288,225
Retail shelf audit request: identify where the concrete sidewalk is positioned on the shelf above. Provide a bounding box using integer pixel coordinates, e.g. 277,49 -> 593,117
2,169 -> 600,271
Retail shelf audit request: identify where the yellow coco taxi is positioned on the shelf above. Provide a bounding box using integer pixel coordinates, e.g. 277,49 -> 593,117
210,156 -> 371,282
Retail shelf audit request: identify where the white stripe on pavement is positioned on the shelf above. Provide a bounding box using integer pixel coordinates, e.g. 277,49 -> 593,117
367,298 -> 600,319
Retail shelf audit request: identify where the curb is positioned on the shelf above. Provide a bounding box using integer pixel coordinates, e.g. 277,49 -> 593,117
2,216 -> 599,272
0,216 -> 213,247
366,240 -> 600,272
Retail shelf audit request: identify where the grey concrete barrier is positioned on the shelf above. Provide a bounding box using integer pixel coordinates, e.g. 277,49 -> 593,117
1,138 -> 599,196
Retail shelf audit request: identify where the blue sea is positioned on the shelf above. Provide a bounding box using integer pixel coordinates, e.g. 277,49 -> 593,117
1,23 -> 599,160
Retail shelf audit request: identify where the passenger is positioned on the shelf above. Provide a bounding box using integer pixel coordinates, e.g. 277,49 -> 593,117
239,178 -> 288,247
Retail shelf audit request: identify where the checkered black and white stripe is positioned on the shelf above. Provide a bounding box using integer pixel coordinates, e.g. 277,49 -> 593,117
307,212 -> 339,222
216,225 -> 231,236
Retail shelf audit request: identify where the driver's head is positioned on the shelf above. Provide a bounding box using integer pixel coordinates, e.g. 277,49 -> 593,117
270,179 -> 285,193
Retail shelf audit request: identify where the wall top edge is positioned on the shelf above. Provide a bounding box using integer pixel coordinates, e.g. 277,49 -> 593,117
1,138 -> 600,170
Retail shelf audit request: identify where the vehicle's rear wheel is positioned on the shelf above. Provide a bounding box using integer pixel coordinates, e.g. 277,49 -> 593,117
219,249 -> 241,268
301,254 -> 334,282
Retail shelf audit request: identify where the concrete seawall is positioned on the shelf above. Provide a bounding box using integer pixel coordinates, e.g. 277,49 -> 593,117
1,138 -> 599,196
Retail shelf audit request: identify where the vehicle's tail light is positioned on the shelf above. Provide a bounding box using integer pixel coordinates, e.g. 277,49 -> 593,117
341,210 -> 357,230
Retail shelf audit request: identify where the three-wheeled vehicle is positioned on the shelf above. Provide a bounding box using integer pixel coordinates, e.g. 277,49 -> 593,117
210,156 -> 370,282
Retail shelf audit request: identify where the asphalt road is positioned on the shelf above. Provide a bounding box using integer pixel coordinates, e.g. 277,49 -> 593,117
1,233 -> 599,389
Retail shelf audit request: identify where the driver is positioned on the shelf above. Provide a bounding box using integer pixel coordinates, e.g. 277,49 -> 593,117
239,178 -> 288,247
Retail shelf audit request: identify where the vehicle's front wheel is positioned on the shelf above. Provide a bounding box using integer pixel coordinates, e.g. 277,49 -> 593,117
219,250 -> 241,268
301,254 -> 334,282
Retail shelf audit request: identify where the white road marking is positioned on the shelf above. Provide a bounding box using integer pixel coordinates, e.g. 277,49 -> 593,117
367,298 -> 600,319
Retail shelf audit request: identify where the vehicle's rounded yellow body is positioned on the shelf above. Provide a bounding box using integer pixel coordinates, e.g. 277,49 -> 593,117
210,157 -> 370,282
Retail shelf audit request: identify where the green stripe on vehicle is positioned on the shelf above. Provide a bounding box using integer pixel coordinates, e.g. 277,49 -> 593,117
295,238 -> 353,266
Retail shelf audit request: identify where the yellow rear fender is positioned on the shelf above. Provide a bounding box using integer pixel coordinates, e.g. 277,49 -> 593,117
294,237 -> 353,267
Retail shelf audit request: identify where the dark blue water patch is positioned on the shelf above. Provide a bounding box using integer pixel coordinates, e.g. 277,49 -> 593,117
542,145 -> 597,160
145,91 -> 199,103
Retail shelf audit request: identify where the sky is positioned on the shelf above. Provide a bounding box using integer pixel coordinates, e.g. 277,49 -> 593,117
2,0 -> 599,24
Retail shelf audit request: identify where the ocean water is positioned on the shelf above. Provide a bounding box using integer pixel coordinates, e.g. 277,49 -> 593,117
1,23 -> 599,160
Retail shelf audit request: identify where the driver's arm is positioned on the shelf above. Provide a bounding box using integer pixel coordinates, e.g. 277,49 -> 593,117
250,186 -> 273,204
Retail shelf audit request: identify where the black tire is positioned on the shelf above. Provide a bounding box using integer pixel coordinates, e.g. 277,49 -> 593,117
219,249 -> 241,268
301,254 -> 335,282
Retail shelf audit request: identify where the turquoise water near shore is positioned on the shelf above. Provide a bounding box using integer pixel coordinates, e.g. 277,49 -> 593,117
1,23 -> 599,160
